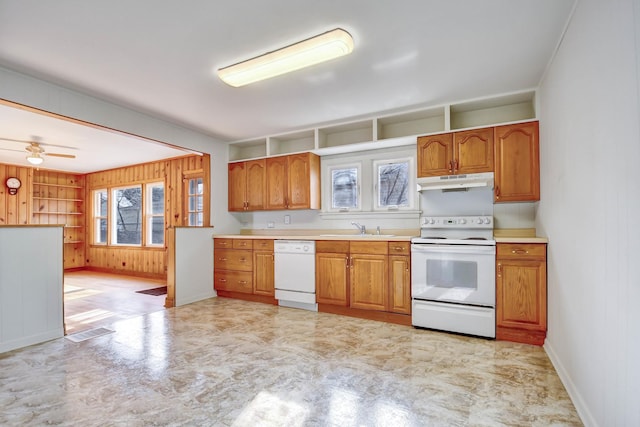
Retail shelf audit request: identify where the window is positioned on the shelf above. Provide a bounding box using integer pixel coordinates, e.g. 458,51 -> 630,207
112,185 -> 142,245
146,182 -> 164,245
329,164 -> 360,211
374,158 -> 412,210
94,189 -> 108,244
321,148 -> 417,217
187,177 -> 204,226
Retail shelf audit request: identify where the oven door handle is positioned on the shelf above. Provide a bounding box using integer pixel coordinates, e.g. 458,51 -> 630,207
411,244 -> 496,255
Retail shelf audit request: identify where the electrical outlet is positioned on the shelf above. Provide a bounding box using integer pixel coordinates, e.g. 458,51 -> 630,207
267,221 -> 275,228
284,215 -> 291,224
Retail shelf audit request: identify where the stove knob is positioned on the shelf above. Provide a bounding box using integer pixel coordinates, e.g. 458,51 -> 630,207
428,218 -> 435,224
483,217 -> 491,224
459,218 -> 466,224
477,217 -> 484,224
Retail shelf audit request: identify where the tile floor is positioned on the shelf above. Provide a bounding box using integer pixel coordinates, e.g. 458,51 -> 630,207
0,296 -> 582,426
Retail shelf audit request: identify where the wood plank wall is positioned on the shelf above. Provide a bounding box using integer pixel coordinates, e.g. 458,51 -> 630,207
1,153 -> 210,279
0,163 -> 31,225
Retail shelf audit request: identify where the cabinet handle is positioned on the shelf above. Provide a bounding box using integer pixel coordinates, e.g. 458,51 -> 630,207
453,160 -> 458,173
239,258 -> 247,262
218,257 -> 227,261
497,263 -> 502,277
349,256 -> 353,268
448,160 -> 454,174
219,278 -> 227,283
238,280 -> 247,284
239,242 -> 247,246
405,260 -> 409,272
512,249 -> 528,254
495,185 -> 500,199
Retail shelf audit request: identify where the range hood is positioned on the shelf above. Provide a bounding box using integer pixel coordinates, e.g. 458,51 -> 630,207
417,172 -> 494,192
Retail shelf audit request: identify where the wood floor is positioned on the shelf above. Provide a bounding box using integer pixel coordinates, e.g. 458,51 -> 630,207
63,270 -> 167,334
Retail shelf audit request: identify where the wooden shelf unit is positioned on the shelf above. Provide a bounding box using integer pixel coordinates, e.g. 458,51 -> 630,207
32,171 -> 86,269
228,90 -> 537,161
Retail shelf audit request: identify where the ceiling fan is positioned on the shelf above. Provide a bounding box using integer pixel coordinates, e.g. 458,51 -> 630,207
0,137 -> 77,165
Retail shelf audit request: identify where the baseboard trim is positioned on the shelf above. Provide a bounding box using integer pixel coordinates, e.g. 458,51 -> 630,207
544,340 -> 595,427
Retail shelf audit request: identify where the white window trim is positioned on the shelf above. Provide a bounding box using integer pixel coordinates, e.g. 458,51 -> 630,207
372,157 -> 415,212
111,184 -> 142,246
145,182 -> 164,246
93,189 -> 107,245
326,162 -> 362,213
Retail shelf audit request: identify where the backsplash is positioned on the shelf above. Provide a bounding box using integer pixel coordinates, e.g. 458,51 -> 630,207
493,202 -> 537,229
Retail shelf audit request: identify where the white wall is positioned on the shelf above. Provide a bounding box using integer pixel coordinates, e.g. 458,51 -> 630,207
0,226 -> 64,353
173,227 -> 216,306
537,0 -> 640,426
0,66 -> 241,234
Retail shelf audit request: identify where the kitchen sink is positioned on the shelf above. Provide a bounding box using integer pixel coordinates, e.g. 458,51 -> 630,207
319,234 -> 395,238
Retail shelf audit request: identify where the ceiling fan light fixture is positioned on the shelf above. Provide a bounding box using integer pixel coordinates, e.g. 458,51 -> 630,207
217,28 -> 354,87
27,153 -> 44,165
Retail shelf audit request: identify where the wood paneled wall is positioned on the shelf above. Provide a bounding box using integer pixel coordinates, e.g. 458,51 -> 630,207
0,163 -> 31,225
85,154 -> 210,279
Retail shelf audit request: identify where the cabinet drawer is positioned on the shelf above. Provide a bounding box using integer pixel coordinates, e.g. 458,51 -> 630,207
214,249 -> 253,271
350,241 -> 388,255
316,240 -> 349,253
214,238 -> 234,249
233,239 -> 253,249
214,270 -> 253,293
253,239 -> 274,251
497,243 -> 546,260
388,242 -> 410,255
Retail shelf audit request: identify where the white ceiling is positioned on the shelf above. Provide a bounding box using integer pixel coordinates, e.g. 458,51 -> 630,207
0,0 -> 575,172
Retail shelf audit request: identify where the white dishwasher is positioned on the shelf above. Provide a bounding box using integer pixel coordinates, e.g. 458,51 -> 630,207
274,240 -> 317,311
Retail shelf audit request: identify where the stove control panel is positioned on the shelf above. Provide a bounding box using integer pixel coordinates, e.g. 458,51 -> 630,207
420,216 -> 493,228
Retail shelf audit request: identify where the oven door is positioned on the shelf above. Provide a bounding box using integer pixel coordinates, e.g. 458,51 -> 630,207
411,243 -> 495,307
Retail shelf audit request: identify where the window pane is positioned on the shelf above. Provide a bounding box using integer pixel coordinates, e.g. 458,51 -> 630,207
378,162 -> 409,207
151,185 -> 164,214
114,187 -> 142,245
151,217 -> 164,245
97,218 -> 107,243
331,168 -> 358,209
97,190 -> 108,216
189,178 -> 203,195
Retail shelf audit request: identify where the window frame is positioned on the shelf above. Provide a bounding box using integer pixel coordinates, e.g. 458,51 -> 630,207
185,175 -> 204,227
111,184 -> 143,247
372,157 -> 415,211
93,189 -> 108,245
145,181 -> 165,246
327,163 -> 362,213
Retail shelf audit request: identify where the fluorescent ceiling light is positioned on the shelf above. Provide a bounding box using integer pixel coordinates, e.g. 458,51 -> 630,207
218,28 -> 354,87
27,153 -> 44,165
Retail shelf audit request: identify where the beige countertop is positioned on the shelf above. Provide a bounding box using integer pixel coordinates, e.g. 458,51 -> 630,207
493,228 -> 548,244
214,229 -> 417,242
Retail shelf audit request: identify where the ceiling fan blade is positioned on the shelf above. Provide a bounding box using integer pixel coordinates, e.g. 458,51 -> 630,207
0,136 -> 32,144
45,153 -> 76,159
0,147 -> 25,153
0,137 -> 77,150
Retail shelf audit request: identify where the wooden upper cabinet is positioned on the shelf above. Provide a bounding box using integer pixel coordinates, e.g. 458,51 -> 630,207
417,133 -> 454,177
266,153 -> 320,210
245,159 -> 266,210
265,156 -> 288,210
453,127 -> 494,174
228,162 -> 247,212
228,159 -> 266,211
494,121 -> 540,202
417,128 -> 493,177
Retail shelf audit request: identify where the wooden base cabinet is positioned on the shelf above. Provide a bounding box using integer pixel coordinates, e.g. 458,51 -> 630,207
496,243 -> 547,345
214,238 -> 276,304
316,240 -> 411,325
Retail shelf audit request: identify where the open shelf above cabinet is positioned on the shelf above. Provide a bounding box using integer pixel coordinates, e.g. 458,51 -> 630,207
227,90 -> 537,162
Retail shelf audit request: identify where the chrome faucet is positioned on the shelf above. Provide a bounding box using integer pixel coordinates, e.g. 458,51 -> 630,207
351,221 -> 366,235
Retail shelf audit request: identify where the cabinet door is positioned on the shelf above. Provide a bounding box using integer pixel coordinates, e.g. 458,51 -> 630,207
494,121 -> 540,202
287,153 -> 321,210
265,156 -> 288,210
417,134 -> 454,177
253,251 -> 274,296
496,259 -> 546,332
453,127 -> 494,174
228,162 -> 246,212
316,252 -> 349,306
389,255 -> 411,314
245,159 -> 266,210
350,254 -> 388,311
